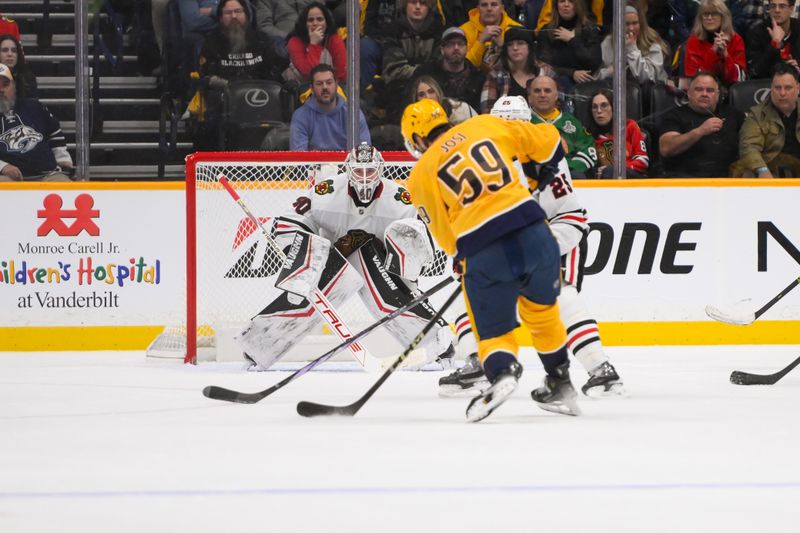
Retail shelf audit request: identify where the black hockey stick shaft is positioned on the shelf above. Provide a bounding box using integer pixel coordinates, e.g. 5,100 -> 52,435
296,283 -> 462,418
202,276 -> 456,404
753,276 -> 800,320
730,354 -> 800,385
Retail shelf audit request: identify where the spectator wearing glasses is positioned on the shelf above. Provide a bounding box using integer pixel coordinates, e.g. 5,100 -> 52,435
585,88 -> 648,178
681,0 -> 747,88
0,34 -> 36,98
746,0 -> 800,79
659,72 -> 744,177
193,0 -> 287,149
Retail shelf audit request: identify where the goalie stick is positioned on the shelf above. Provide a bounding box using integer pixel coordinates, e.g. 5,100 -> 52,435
705,275 -> 799,326
730,354 -> 800,386
218,175 -> 378,370
296,284 -> 462,418
202,276 -> 456,404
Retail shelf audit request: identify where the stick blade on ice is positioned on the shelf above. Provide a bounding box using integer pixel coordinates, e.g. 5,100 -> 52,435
730,371 -> 777,386
296,401 -> 356,417
704,303 -> 755,326
202,385 -> 261,404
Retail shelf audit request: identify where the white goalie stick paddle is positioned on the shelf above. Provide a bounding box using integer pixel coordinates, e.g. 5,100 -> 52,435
218,175 -> 380,371
705,276 -> 800,326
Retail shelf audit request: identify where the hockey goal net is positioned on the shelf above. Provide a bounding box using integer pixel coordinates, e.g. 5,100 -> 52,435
146,151 -> 451,364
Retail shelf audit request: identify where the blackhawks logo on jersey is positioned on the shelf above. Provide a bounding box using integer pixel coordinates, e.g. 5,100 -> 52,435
395,187 -> 412,205
314,179 -> 334,195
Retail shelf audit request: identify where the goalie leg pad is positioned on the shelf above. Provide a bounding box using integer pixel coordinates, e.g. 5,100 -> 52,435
351,240 -> 453,363
237,247 -> 363,370
274,231 -> 331,299
383,218 -> 434,281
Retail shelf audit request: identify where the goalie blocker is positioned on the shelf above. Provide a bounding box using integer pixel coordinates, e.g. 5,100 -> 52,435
238,230 -> 452,370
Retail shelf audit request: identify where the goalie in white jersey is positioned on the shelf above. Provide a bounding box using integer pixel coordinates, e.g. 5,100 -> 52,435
440,96 -> 625,397
237,143 -> 454,370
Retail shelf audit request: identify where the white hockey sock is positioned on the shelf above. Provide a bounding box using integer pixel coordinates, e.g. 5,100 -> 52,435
560,284 -> 608,374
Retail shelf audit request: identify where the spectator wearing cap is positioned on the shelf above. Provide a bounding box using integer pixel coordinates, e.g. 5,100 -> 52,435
0,65 -> 72,182
380,0 -> 444,119
459,0 -> 522,72
414,26 -> 486,111
480,26 -> 544,113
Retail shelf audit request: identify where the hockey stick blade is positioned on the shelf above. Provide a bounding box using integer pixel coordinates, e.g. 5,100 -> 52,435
202,385 -> 264,404
730,354 -> 800,386
296,284 -> 462,418
202,276 -> 456,404
706,276 -> 800,326
704,304 -> 755,326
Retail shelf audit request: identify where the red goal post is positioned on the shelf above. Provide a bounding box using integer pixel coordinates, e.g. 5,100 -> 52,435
146,151 -> 451,364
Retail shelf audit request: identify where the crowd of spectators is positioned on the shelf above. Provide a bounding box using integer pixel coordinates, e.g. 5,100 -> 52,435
8,1 -> 800,179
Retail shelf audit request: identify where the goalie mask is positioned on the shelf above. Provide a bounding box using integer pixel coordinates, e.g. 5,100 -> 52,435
490,95 -> 532,122
345,142 -> 384,202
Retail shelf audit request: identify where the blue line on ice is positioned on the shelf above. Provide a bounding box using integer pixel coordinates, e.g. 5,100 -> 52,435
2,481 -> 799,499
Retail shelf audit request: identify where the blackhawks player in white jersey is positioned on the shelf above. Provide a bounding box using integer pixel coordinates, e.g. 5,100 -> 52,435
237,143 -> 454,370
439,96 -> 624,397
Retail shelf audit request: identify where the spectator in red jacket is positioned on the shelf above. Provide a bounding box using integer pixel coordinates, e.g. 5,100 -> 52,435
585,88 -> 648,178
680,0 -> 746,88
286,2 -> 346,83
0,16 -> 20,40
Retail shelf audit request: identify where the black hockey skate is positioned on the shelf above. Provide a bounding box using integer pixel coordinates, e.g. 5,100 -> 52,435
465,361 -> 522,423
438,354 -> 489,397
531,362 -> 581,416
581,361 -> 626,398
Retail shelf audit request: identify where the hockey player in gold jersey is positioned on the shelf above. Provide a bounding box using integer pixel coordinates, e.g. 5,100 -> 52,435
401,98 -> 581,422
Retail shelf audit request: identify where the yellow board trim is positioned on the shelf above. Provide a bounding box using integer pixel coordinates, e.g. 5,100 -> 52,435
511,321 -> 800,346
2,326 -> 166,351
1,321 -> 798,351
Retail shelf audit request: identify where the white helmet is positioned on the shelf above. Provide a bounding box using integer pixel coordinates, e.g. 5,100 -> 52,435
345,142 -> 384,202
490,95 -> 532,122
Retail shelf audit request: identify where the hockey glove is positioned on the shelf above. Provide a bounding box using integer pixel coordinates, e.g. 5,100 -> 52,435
334,229 -> 374,257
523,160 -> 559,192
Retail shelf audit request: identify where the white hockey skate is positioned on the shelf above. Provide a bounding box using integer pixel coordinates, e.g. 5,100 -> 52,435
465,362 -> 522,423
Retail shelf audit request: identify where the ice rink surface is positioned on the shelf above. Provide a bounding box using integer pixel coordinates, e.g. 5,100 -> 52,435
1,345 -> 798,533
